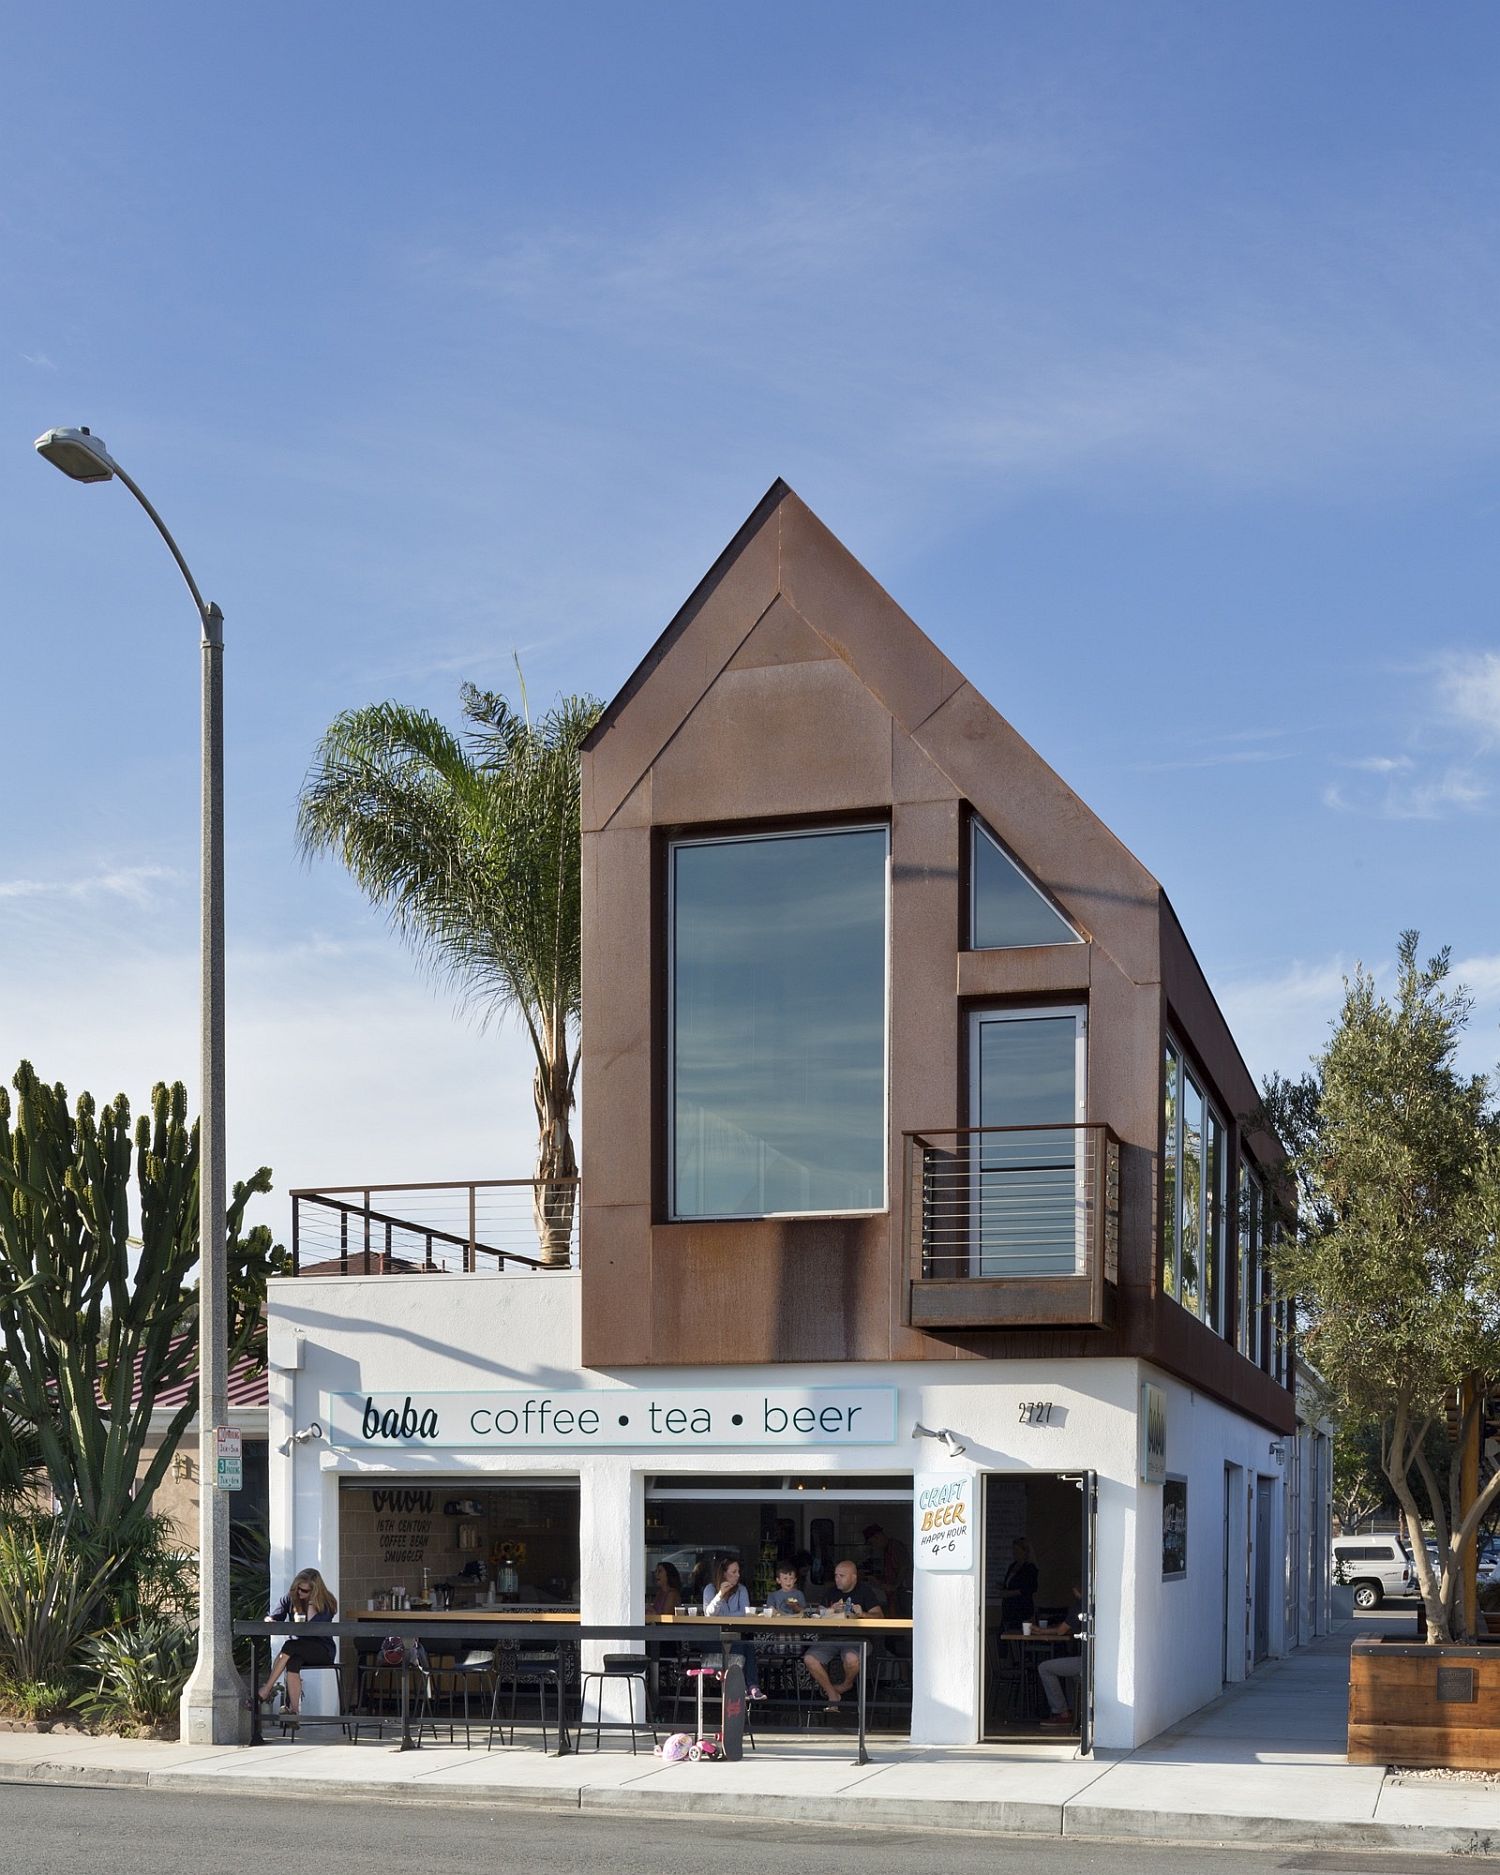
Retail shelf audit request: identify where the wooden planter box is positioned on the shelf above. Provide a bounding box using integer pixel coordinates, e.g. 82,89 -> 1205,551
1350,1637 -> 1500,1769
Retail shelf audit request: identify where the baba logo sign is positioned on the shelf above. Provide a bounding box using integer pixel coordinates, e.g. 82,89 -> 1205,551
325,1386 -> 898,1451
914,1470 -> 975,1572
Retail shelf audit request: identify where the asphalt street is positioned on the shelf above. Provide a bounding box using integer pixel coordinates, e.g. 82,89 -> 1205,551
5,1788 -> 1492,1875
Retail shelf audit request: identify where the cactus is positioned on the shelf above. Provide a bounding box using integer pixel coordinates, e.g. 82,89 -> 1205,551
0,1061 -> 287,1552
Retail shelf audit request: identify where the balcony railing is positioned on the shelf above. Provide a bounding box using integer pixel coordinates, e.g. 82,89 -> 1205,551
289,1178 -> 580,1276
902,1124 -> 1119,1329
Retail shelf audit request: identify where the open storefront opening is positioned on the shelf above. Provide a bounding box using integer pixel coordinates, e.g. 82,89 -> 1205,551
338,1479 -> 581,1609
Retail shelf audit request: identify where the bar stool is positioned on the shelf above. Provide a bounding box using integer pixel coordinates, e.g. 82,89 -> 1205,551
578,1652 -> 658,1753
491,1648 -> 565,1751
445,1647 -> 498,1748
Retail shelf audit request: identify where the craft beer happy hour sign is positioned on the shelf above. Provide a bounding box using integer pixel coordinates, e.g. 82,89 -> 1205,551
914,1469 -> 975,1571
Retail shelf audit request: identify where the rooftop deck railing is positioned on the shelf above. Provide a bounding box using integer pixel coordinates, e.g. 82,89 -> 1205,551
289,1178 -> 580,1276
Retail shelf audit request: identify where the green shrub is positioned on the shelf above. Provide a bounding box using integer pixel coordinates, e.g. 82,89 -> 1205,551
0,1674 -> 73,1721
0,1517 -> 116,1687
72,1617 -> 197,1729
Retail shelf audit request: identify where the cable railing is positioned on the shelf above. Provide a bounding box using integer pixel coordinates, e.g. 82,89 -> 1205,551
289,1178 -> 580,1276
903,1123 -> 1120,1287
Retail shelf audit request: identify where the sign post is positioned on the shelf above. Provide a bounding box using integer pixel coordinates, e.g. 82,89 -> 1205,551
214,1425 -> 242,1494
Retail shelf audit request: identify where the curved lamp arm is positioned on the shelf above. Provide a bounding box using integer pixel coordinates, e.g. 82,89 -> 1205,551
33,426 -> 221,641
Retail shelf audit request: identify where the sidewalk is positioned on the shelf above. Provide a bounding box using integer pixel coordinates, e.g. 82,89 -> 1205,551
4,1625 -> 1499,1857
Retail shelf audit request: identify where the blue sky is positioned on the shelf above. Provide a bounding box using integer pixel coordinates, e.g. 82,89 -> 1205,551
4,4 -> 1499,1226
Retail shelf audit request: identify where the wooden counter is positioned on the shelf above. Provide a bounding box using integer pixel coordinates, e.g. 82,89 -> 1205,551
650,1612 -> 913,1631
349,1609 -> 581,1623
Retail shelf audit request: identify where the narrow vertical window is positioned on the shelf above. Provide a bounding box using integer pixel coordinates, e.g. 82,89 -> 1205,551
1162,1043 -> 1180,1299
1180,1071 -> 1204,1318
1205,1110 -> 1225,1336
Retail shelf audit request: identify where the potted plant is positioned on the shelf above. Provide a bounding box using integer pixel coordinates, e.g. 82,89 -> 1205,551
1265,935 -> 1500,1770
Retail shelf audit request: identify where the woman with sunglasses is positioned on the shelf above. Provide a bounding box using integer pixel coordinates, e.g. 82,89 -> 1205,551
253,1567 -> 338,1721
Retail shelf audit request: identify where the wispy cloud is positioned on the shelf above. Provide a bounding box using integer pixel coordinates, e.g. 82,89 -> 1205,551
402,115 -> 1500,502
1137,748 -> 1291,773
1338,755 -> 1414,774
20,350 -> 56,371
0,863 -> 174,908
1221,949 -> 1500,1087
1435,650 -> 1500,744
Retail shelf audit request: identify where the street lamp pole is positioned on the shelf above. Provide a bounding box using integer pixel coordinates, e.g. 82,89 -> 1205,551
34,427 -> 239,1745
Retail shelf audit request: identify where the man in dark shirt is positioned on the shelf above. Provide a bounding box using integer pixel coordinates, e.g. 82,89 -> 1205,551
802,1558 -> 886,1709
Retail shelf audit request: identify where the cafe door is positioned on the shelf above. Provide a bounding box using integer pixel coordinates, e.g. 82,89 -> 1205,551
980,1470 -> 1095,1745
1071,1470 -> 1097,1755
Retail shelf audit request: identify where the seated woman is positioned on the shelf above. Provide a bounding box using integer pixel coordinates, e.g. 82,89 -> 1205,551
253,1566 -> 337,1721
702,1556 -> 766,1699
650,1560 -> 683,1614
999,1537 -> 1038,1628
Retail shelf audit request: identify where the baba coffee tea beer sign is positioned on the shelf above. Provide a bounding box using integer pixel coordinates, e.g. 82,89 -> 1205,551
327,1386 -> 897,1452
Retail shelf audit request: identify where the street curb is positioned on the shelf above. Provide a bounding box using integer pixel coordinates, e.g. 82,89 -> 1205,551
5,1755 -> 1500,1855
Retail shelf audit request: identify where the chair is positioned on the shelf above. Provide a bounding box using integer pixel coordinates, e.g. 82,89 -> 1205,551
491,1646 -> 567,1751
443,1647 -> 498,1749
578,1652 -> 658,1753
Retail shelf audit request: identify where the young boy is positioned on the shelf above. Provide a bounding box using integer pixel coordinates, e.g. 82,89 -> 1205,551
766,1562 -> 809,1615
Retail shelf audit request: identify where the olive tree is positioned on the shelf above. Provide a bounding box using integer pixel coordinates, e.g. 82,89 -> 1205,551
1265,934 -> 1500,1641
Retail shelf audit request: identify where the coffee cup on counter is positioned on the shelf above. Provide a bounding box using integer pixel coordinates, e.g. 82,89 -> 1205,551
1021,1621 -> 1034,1635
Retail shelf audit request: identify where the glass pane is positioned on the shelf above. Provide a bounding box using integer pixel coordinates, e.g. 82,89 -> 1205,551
1246,1174 -> 1262,1364
1238,1167 -> 1252,1355
672,828 -> 887,1218
1206,1110 -> 1225,1335
972,1014 -> 1081,1275
1180,1075 -> 1203,1317
972,822 -> 1082,949
1162,1046 -> 1179,1299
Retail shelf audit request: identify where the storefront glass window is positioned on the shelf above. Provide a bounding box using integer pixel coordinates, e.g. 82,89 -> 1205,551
670,826 -> 888,1219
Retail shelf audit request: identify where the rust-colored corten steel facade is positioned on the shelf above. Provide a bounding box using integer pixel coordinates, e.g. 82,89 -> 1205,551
580,481 -> 1292,1435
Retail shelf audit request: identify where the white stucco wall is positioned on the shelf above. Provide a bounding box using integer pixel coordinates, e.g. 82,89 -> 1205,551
267,1272 -> 1294,1750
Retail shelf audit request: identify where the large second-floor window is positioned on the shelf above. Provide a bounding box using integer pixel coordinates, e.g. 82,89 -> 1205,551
670,826 -> 889,1220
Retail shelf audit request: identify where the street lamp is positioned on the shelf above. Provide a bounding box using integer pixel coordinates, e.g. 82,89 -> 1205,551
34,425 -> 238,1745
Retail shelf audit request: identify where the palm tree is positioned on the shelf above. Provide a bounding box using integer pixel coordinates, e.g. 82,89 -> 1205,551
297,680 -> 603,1269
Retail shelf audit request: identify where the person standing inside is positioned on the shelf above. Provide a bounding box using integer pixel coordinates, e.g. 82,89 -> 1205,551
254,1567 -> 337,1721
861,1522 -> 913,1618
1000,1537 -> 1039,1627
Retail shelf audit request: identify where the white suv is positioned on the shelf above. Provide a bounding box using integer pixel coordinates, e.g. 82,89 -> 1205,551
1331,1535 -> 1412,1608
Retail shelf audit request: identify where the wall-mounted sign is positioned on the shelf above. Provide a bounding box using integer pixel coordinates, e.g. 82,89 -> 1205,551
1140,1383 -> 1166,1485
325,1386 -> 898,1452
913,1470 -> 975,1572
214,1424 -> 242,1493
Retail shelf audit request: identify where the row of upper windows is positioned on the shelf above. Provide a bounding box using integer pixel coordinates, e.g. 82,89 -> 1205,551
670,818 -> 1082,1223
1161,1038 -> 1291,1385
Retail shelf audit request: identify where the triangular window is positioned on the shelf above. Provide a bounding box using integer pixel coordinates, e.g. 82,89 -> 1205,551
971,820 -> 1083,949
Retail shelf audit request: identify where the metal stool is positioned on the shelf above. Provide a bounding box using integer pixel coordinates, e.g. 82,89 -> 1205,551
491,1648 -> 565,1751
444,1647 -> 498,1748
579,1652 -> 658,1753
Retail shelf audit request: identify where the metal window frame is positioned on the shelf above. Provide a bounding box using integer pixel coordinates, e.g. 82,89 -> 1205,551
666,823 -> 891,1223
